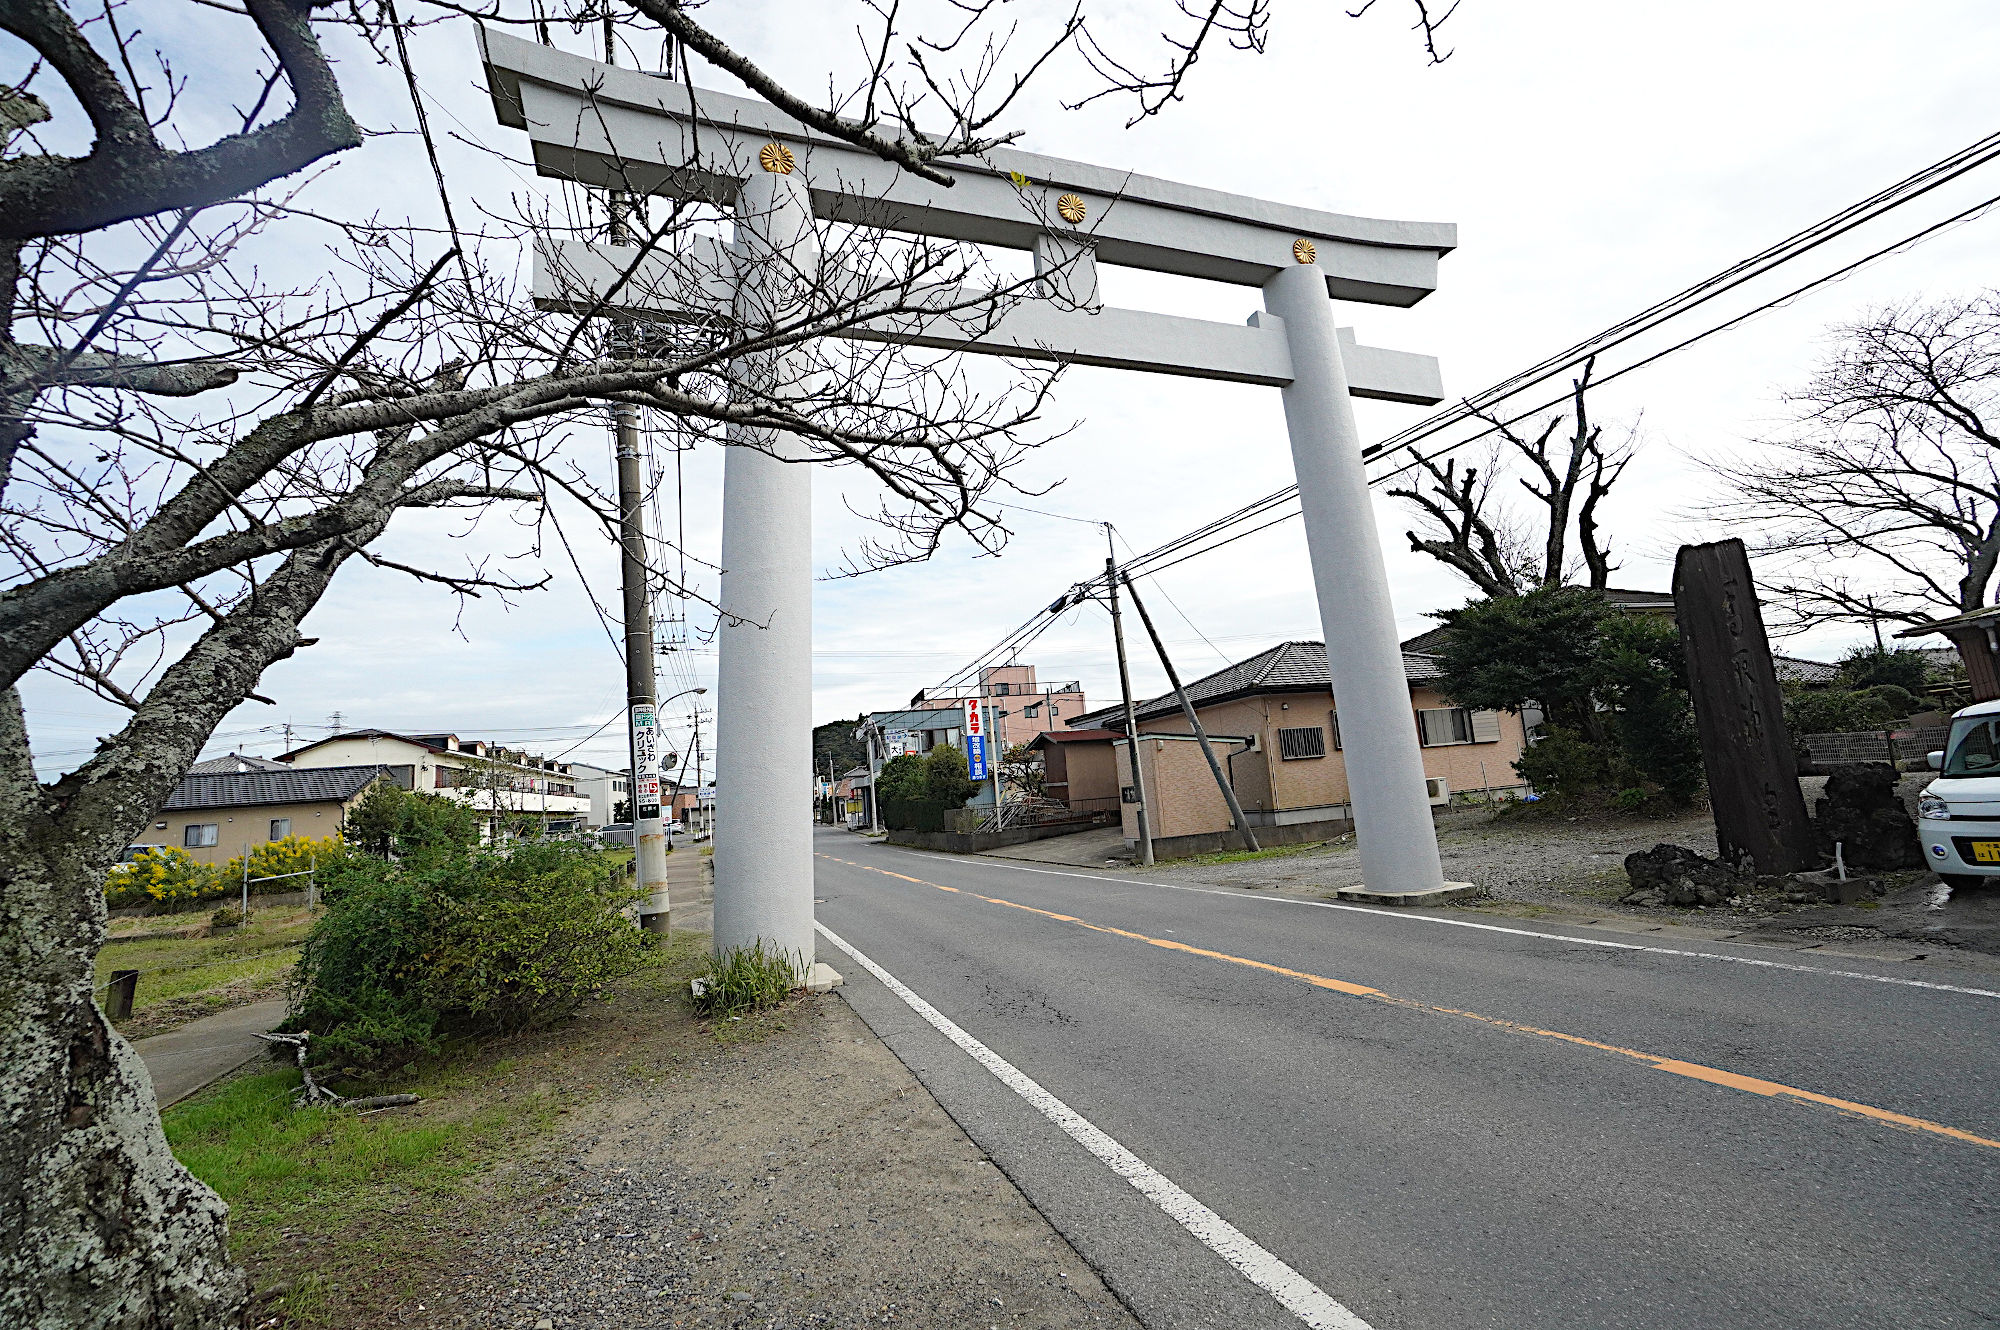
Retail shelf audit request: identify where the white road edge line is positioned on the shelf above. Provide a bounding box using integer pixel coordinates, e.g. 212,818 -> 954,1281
816,921 -> 1372,1330
889,849 -> 2000,1001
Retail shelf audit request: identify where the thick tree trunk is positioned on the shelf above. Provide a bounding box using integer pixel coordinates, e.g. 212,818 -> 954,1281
1,686 -> 247,1328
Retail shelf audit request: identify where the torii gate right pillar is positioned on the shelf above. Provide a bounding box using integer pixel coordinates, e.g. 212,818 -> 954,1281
1264,262 -> 1452,898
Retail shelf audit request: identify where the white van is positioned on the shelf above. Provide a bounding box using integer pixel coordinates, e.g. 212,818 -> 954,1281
1918,698 -> 2000,887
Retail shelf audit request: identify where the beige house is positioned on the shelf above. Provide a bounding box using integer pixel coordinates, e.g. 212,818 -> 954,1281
1026,728 -> 1123,812
278,729 -> 591,837
1070,641 -> 1531,858
133,765 -> 390,866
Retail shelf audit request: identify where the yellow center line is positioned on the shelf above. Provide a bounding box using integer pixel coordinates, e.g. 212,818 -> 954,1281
818,852 -> 2000,1152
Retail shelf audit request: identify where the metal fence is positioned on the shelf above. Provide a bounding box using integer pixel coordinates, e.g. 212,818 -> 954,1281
1802,726 -> 1950,768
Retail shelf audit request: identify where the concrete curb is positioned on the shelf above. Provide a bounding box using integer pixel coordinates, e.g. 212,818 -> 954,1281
1334,881 -> 1478,907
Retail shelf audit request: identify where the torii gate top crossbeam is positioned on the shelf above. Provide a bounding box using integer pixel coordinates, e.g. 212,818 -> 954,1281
478,29 -> 1455,308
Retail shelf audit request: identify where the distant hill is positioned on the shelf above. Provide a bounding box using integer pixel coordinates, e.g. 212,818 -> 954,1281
813,715 -> 868,777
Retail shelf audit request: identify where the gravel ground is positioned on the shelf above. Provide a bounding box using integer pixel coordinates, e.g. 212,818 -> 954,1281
1086,773 -> 2000,960
1135,775 -> 1931,907
418,992 -> 1136,1330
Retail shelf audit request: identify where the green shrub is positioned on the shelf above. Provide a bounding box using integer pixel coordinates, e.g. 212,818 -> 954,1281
343,781 -> 482,861
1438,590 -> 1704,807
1856,682 -> 1921,717
1597,616 -> 1704,804
1434,587 -> 1609,734
922,744 -> 978,804
1784,685 -> 1913,736
1837,645 -> 1931,693
1513,727 -> 1640,803
286,842 -> 646,1066
690,943 -> 801,1018
874,753 -> 928,804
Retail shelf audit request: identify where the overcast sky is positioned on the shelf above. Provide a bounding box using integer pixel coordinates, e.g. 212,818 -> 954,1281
20,0 -> 2000,782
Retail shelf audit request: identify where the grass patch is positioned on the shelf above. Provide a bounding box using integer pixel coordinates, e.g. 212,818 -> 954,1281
165,1063 -> 549,1318
1177,840 -> 1328,868
691,942 -> 802,1019
96,905 -> 315,1031
165,929 -> 711,1325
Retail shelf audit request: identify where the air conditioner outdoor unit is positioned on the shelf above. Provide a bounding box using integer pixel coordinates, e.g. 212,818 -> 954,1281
1424,776 -> 1449,805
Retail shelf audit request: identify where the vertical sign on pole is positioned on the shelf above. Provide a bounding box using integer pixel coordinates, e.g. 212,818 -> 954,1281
631,702 -> 662,822
963,698 -> 989,782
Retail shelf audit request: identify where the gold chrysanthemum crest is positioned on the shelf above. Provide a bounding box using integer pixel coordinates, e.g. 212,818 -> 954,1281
758,142 -> 796,175
1056,193 -> 1087,225
1292,238 -> 1317,265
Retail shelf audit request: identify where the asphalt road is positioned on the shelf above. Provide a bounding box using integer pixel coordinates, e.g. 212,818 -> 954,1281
811,827 -> 2000,1330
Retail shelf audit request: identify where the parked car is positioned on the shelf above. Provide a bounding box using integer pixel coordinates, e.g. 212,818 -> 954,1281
1918,699 -> 2000,887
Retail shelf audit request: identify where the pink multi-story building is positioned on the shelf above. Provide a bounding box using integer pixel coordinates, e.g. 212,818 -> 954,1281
910,665 -> 1087,751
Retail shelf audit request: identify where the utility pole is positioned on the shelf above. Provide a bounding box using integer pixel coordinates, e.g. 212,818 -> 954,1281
1121,573 -> 1260,852
1104,526 -> 1154,865
867,727 -> 882,833
603,18 -> 669,932
988,711 -> 1006,824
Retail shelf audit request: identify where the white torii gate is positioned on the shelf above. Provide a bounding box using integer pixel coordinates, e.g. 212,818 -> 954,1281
480,30 -> 1469,971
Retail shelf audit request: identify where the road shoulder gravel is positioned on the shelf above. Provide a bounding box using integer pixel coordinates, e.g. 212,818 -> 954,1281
422,979 -> 1138,1330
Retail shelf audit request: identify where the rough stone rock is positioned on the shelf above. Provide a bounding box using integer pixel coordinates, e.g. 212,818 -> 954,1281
1622,843 -> 1745,907
1813,763 -> 1923,871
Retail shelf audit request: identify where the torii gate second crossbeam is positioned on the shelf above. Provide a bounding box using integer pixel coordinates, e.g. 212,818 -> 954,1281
480,30 -> 1472,972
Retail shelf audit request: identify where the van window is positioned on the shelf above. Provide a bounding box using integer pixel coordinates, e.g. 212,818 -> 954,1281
1944,714 -> 2000,775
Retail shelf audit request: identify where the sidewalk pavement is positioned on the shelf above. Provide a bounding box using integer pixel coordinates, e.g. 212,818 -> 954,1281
664,841 -> 713,935
976,825 -> 1130,868
132,996 -> 287,1108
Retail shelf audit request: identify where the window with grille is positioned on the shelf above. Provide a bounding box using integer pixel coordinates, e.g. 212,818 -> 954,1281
1329,710 -> 1341,750
1277,725 -> 1327,760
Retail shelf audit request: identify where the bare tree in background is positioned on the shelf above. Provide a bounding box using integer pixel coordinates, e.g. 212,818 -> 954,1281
1712,294 -> 2000,635
0,1 -> 1461,1325
1388,359 -> 1632,597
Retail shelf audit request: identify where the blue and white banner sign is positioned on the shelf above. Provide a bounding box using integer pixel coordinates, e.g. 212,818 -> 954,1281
966,733 -> 989,781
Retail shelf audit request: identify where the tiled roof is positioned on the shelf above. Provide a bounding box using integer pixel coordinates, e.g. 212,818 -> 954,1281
1399,623 -> 1455,654
1771,654 -> 1839,686
162,764 -> 390,812
1070,642 -> 1444,729
187,752 -> 290,774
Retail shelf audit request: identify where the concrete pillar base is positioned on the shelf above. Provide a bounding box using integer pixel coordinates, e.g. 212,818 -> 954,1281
1334,882 -> 1478,907
803,962 -> 844,993
639,911 -> 670,936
